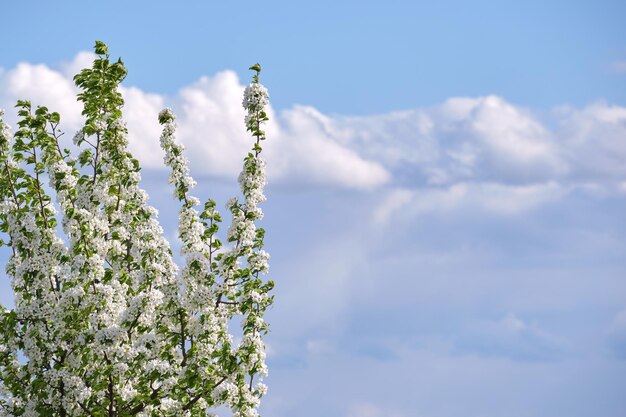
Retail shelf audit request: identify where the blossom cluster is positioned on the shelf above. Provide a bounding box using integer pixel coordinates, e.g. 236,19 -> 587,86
0,43 -> 274,417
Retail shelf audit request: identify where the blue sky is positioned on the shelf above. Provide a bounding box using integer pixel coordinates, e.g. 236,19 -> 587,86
2,0 -> 626,113
1,1 -> 626,417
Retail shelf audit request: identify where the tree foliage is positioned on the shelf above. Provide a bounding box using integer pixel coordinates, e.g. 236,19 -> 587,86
0,41 -> 273,417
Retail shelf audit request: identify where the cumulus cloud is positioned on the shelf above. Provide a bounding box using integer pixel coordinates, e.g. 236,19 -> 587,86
442,96 -> 566,182
119,85 -> 166,166
0,60 -> 83,129
0,53 -> 390,190
553,102 -> 626,181
311,96 -> 567,186
1,51 -> 625,194
268,106 -> 391,188
304,96 -> 626,191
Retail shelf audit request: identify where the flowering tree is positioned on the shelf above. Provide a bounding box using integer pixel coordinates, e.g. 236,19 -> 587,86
0,41 -> 273,417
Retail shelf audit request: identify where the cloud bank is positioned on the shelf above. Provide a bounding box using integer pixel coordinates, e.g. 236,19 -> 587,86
1,52 -> 625,198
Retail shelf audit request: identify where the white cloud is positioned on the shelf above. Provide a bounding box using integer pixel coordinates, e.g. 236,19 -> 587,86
374,181 -> 566,224
119,85 -> 166,167
59,51 -> 96,79
173,71 -> 252,176
270,105 -> 391,188
0,53 -> 390,190
308,96 -> 626,191
449,96 -> 566,182
0,60 -> 83,129
554,102 -> 626,181
323,96 -> 567,186
1,51 -> 625,194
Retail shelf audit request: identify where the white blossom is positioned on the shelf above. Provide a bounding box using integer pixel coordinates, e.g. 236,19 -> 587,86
0,48 -> 273,417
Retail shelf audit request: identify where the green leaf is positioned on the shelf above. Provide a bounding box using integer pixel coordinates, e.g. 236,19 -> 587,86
94,40 -> 108,55
158,109 -> 175,125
